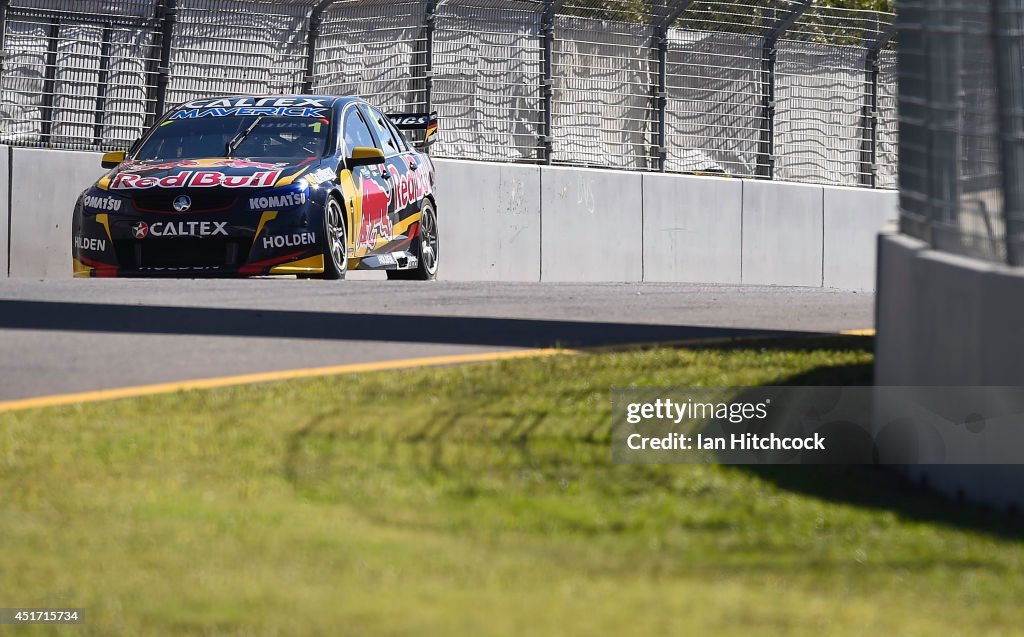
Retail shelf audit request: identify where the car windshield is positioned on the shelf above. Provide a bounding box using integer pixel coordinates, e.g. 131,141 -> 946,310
135,115 -> 331,161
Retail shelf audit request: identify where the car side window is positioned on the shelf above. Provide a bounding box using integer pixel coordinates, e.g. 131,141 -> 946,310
343,108 -> 377,155
366,107 -> 403,157
383,117 -> 409,153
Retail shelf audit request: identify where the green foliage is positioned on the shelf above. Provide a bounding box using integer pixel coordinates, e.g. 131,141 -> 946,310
820,0 -> 894,11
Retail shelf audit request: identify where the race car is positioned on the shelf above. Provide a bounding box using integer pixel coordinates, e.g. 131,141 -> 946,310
72,95 -> 439,280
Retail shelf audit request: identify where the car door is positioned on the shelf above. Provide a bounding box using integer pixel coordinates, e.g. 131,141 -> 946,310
341,105 -> 393,258
361,104 -> 421,256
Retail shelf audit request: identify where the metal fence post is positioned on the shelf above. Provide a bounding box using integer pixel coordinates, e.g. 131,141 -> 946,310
992,0 -> 1024,265
654,1 -> 694,173
424,0 -> 435,114
303,0 -> 335,94
93,23 -> 113,147
0,0 -> 9,90
757,0 -> 810,179
40,17 -> 60,145
146,0 -> 177,127
541,0 -> 562,165
655,30 -> 667,172
860,25 -> 896,188
921,2 -> 961,248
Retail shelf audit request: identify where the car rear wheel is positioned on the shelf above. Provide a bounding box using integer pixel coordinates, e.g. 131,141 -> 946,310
318,197 -> 347,280
387,200 -> 438,281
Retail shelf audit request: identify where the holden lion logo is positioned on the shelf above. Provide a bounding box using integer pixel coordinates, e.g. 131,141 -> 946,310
173,195 -> 192,212
132,221 -> 149,239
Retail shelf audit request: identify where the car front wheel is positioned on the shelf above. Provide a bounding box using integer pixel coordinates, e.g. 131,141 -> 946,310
319,197 -> 347,280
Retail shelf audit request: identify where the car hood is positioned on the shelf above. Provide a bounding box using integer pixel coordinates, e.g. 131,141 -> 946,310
103,157 -> 319,192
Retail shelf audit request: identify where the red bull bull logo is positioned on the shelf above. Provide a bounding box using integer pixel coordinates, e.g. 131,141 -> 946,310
356,177 -> 393,250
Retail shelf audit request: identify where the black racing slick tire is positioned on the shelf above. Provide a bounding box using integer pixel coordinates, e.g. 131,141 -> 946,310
387,200 -> 438,281
317,197 -> 347,280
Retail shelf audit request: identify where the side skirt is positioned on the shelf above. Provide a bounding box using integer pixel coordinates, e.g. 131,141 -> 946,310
353,251 -> 420,271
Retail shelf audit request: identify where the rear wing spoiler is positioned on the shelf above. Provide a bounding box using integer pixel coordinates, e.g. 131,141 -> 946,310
387,111 -> 438,149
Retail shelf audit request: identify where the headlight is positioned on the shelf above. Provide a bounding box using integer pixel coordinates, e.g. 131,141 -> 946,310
246,181 -> 311,213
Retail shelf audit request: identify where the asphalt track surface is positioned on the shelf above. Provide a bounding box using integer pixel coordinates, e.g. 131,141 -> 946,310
0,279 -> 873,402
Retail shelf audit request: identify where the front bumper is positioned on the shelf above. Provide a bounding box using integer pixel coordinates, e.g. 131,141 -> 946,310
72,207 -> 324,278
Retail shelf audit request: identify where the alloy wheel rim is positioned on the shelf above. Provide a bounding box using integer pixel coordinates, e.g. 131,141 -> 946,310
421,208 -> 438,275
328,201 -> 346,273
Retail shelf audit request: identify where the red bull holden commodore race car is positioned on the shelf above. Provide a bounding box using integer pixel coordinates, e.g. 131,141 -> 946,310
72,95 -> 439,280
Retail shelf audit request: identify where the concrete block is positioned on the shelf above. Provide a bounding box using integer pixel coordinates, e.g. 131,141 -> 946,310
823,187 -> 898,291
875,232 -> 1024,510
741,179 -> 824,287
877,237 -> 993,385
0,146 -> 9,278
874,232 -> 927,386
642,173 -> 742,283
909,248 -> 991,384
924,252 -> 1024,508
978,266 -> 1024,383
9,147 -> 106,278
433,159 -> 541,281
540,166 -> 643,282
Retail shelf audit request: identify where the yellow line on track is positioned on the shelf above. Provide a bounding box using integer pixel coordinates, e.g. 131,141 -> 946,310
0,329 -> 876,414
0,348 -> 575,414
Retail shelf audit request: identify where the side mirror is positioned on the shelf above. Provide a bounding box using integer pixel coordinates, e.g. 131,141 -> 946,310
101,150 -> 126,169
347,146 -> 385,167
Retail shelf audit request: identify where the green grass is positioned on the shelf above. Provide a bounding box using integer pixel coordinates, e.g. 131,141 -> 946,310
1,337 -> 1022,636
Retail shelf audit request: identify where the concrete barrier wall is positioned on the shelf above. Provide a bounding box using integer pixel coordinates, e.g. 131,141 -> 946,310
436,159 -> 895,288
8,147 -> 106,279
875,231 -> 1024,510
540,166 -> 643,282
741,180 -> 824,287
642,173 -> 742,284
824,188 -> 900,291
1,146 -> 9,278
434,161 -> 542,281
1,152 -> 896,288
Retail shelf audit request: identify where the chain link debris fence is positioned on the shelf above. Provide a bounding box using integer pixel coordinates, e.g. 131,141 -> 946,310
896,0 -> 1024,264
0,0 -> 896,188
